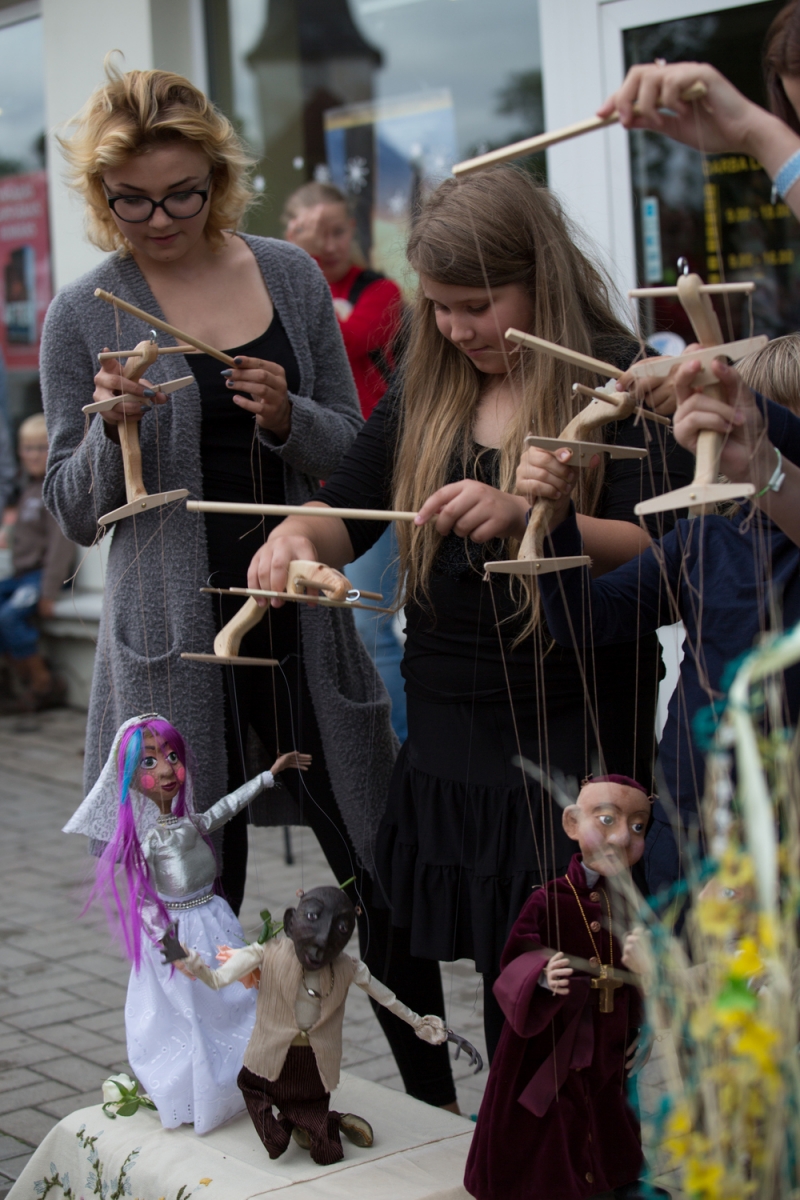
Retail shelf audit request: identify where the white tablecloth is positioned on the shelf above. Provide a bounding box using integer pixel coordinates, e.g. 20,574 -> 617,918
8,1072 -> 474,1200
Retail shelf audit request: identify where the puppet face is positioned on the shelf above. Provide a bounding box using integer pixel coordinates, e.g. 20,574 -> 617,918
136,733 -> 185,813
284,887 -> 356,971
562,781 -> 650,877
420,277 -> 535,376
103,142 -> 213,265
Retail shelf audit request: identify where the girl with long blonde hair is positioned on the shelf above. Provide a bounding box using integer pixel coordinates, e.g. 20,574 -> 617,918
248,166 -> 692,1059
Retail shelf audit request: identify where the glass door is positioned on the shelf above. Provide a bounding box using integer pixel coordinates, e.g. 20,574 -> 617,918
600,0 -> 792,343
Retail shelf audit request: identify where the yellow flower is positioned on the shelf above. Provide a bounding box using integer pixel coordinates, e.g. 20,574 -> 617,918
199,1181 -> 212,1188
728,936 -> 763,980
684,1156 -> 724,1199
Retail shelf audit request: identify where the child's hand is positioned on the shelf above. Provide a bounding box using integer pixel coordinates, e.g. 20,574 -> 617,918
414,479 -> 530,542
37,597 -> 55,619
545,950 -> 573,994
271,751 -> 312,775
625,1032 -> 652,1073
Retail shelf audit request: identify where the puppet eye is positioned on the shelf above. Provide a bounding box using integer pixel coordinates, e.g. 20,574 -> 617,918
141,756 -> 157,769
166,751 -> 179,765
632,822 -> 645,833
305,910 -> 319,921
599,814 -> 614,826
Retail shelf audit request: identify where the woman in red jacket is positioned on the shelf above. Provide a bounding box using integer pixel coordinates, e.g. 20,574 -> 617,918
284,182 -> 407,741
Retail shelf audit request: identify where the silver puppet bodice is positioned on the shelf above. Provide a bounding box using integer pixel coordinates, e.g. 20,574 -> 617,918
142,771 -> 272,898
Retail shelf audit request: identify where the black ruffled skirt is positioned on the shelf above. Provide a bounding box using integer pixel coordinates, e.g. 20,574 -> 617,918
374,693 -> 581,977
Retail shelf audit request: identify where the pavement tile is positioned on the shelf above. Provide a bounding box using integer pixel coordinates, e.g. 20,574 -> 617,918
81,1042 -> 132,1069
40,1089 -> 103,1120
34,1024 -> 114,1053
0,1109 -> 59,1145
0,1042 -> 69,1070
74,1009 -> 126,1034
0,1079 -> 74,1116
0,1068 -> 45,1094
64,981 -> 127,1009
36,1055 -> 109,1093
0,1135 -> 34,1161
3,998 -> 108,1031
0,1153 -> 34,1181
0,987 -> 89,1020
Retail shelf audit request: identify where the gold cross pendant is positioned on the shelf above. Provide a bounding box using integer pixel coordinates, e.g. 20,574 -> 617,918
590,965 -> 624,1013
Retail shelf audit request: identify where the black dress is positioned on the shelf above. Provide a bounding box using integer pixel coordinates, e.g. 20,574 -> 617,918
189,312 -> 457,1107
314,337 -> 694,1055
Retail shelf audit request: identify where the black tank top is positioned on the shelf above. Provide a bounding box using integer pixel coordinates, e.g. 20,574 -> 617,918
191,309 -> 301,588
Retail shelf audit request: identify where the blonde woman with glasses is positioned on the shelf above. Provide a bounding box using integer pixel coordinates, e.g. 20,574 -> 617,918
39,62 -> 451,1111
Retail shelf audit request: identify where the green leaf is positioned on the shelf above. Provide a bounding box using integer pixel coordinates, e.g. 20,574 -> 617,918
114,1101 -> 140,1117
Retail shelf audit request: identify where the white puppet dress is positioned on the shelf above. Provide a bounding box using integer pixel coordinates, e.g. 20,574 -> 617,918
63,715 -> 272,1134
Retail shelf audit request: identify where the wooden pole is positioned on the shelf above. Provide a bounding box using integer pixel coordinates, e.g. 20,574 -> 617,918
452,81 -> 707,176
629,282 -> 755,299
94,289 -> 236,366
186,500 -> 419,522
97,346 -> 199,362
504,330 -> 623,378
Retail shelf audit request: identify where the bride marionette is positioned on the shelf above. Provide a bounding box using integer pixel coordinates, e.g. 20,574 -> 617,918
64,713 -> 310,1134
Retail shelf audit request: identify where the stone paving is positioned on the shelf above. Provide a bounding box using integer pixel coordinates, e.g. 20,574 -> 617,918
0,707 -> 487,1194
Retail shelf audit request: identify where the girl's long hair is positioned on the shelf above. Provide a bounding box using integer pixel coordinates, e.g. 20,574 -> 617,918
394,166 -> 633,630
90,719 -> 190,970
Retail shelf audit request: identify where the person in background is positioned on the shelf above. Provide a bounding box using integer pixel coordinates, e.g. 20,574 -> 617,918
0,350 -> 14,514
0,413 -> 70,711
284,181 -> 407,741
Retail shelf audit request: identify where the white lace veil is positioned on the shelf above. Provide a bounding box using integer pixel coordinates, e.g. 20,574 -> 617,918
63,714 -> 196,844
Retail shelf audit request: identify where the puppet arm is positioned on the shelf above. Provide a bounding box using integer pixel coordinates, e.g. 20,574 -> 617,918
352,960 -> 447,1044
195,773 -> 275,834
177,942 -> 263,986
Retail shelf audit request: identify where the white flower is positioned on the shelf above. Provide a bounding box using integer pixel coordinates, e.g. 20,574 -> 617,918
102,1072 -> 136,1104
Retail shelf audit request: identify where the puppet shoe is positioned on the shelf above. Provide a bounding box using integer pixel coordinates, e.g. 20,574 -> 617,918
339,1113 -> 374,1148
291,1126 -> 312,1151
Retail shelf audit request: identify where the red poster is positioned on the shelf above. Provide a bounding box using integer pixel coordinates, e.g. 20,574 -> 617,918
0,170 -> 52,371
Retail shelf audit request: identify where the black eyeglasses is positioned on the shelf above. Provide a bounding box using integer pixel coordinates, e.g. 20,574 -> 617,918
104,175 -> 212,223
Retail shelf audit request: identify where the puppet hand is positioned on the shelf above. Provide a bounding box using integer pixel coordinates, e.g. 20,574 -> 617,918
160,922 -> 190,965
446,1028 -> 484,1074
224,356 -> 291,440
414,480 -> 530,542
271,751 -> 312,775
93,351 -> 168,427
673,358 -> 773,485
217,945 -> 261,988
621,929 -> 652,984
545,950 -> 573,994
413,1015 -> 447,1045
597,62 -> 763,157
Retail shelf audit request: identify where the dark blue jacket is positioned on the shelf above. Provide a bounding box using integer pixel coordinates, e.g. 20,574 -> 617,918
539,397 -> 800,826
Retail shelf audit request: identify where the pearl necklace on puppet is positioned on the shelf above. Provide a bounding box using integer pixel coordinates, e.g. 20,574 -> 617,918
564,873 -> 624,1013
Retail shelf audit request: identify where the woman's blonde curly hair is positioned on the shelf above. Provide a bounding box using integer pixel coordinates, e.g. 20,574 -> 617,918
57,55 -> 256,254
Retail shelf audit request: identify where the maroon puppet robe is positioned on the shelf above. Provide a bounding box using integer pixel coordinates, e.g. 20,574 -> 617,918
464,854 -> 644,1200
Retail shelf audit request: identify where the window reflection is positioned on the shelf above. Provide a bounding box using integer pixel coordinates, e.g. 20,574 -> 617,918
205,0 -> 543,253
624,2 -> 797,343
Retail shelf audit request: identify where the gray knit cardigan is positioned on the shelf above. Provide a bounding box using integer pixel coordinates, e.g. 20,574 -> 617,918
40,235 -> 398,872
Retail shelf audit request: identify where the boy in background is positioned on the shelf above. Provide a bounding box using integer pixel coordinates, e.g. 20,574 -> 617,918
0,413 -> 71,711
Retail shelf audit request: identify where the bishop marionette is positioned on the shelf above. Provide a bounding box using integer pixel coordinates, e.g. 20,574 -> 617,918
465,775 -> 667,1200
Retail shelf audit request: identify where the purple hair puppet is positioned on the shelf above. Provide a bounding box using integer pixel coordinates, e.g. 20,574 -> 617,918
64,713 -> 308,1134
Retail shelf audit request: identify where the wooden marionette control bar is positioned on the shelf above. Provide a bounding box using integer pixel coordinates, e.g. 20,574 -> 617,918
634,273 -> 758,518
97,338 -> 189,527
485,388 -> 640,578
186,500 -> 419,522
94,289 -> 236,366
452,81 -> 707,176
